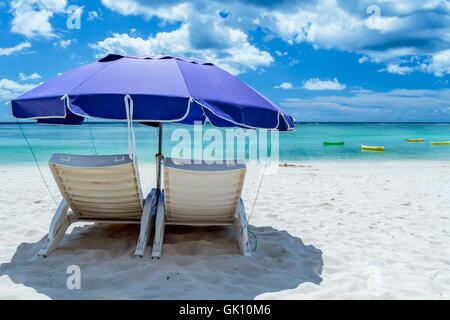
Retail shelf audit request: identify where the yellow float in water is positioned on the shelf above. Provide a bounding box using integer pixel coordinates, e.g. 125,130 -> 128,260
405,138 -> 424,142
430,141 -> 450,145
361,145 -> 385,152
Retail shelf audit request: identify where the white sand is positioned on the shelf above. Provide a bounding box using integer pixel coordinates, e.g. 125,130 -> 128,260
0,161 -> 449,299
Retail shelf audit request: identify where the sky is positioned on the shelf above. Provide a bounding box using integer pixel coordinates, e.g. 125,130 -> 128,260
0,0 -> 449,122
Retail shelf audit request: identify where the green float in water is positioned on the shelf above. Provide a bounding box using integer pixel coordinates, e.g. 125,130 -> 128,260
323,141 -> 345,146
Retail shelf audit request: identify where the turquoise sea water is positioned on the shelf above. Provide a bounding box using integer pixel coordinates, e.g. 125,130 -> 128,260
0,122 -> 449,165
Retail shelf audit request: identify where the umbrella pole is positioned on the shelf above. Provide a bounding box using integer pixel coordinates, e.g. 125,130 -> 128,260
156,123 -> 163,200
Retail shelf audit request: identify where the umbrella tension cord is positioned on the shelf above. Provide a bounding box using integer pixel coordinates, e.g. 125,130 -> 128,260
85,119 -> 98,155
242,131 -> 275,252
17,121 -> 58,206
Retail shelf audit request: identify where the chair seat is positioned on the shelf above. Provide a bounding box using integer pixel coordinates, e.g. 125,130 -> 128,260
152,158 -> 251,258
39,153 -> 156,258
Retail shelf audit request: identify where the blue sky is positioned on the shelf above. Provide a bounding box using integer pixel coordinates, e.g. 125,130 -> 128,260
0,0 -> 449,122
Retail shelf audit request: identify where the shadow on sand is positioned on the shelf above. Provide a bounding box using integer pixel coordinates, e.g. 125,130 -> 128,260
0,223 -> 323,299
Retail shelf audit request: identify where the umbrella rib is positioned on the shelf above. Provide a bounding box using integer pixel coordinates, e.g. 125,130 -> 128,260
65,61 -> 116,98
174,59 -> 193,96
174,59 -> 204,117
67,59 -> 195,123
192,98 -> 282,130
174,60 -> 292,130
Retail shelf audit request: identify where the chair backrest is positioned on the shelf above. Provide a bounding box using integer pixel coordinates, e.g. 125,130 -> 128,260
48,154 -> 143,220
163,158 -> 246,223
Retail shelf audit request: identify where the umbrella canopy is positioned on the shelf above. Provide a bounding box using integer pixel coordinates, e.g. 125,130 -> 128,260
11,54 -> 294,131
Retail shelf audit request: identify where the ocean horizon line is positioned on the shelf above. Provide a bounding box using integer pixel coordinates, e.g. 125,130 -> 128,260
2,121 -> 450,125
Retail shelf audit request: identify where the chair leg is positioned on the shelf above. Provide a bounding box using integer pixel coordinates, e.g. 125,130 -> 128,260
134,189 -> 157,258
234,198 -> 251,257
151,192 -> 166,259
38,199 -> 75,258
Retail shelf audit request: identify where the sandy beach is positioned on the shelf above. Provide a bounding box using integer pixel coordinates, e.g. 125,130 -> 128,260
0,161 -> 449,299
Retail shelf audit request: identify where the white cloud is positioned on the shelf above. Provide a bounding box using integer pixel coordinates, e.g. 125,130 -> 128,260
88,11 -> 97,20
424,49 -> 450,77
303,78 -> 346,91
89,24 -> 273,75
100,0 -> 188,21
377,50 -> 450,77
358,55 -> 369,64
280,88 -> 450,121
268,1 -> 449,64
351,86 -> 373,94
275,50 -> 287,57
19,72 -> 41,81
0,41 -> 31,56
10,0 -> 67,38
284,89 -> 450,109
275,82 -> 294,89
87,10 -> 102,21
98,0 -> 450,77
288,58 -> 299,66
379,64 -> 414,75
57,39 -> 72,48
0,78 -> 39,101
11,9 -> 53,38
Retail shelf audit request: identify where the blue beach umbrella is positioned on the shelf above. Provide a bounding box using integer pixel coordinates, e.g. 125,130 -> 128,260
11,54 -> 295,196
